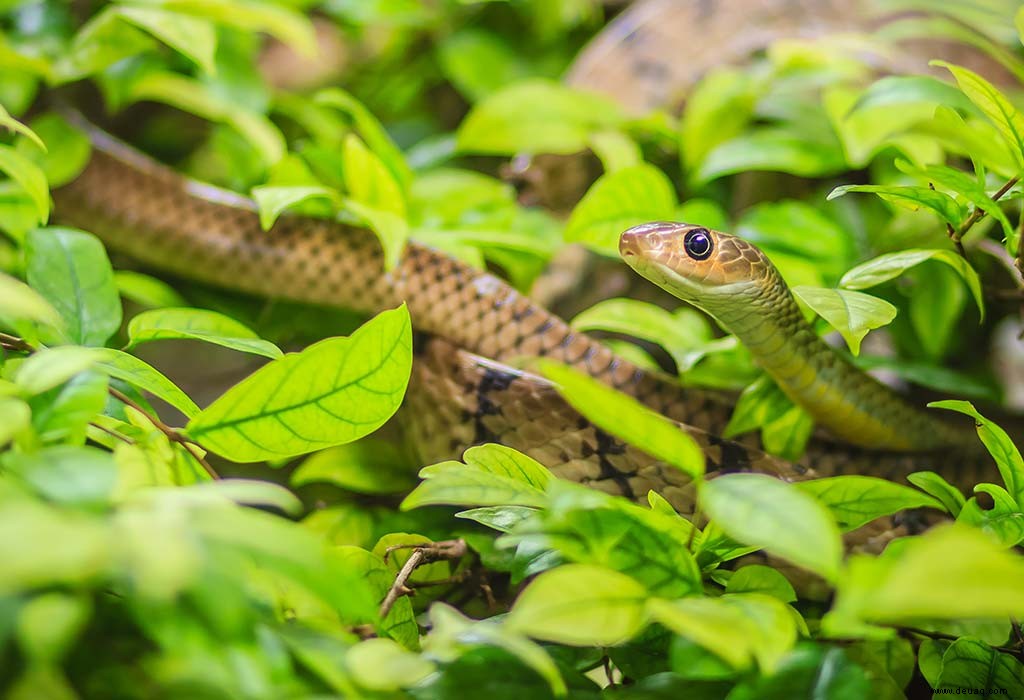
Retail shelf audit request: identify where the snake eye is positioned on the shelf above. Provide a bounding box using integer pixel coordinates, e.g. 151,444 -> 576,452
683,228 -> 713,260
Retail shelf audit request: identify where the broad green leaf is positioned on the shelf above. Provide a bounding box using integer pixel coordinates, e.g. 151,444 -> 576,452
189,479 -> 303,516
126,307 -> 282,359
343,134 -> 405,216
839,249 -> 984,320
0,144 -> 48,224
291,439 -> 415,494
456,79 -> 625,156
0,271 -> 63,330
506,564 -> 648,646
437,29 -> 529,102
0,104 -> 44,150
932,61 -> 1024,167
157,0 -> 316,57
113,6 -> 217,74
796,476 -> 944,531
792,287 -> 897,355
930,400 -> 1024,508
725,565 -> 797,603
30,370 -> 108,445
345,638 -> 434,692
696,129 -> 846,183
455,506 -> 537,533
899,161 -> 1014,240
0,396 -> 31,448
2,446 -> 116,508
251,185 -> 338,230
564,164 -> 676,256
52,5 -> 156,81
537,360 -> 704,480
934,638 -> 1024,698
186,305 -> 412,461
25,228 -> 122,347
343,198 -> 409,272
916,105 -> 1021,178
907,471 -> 966,517
588,129 -> 641,172
424,604 -> 568,697
113,271 -> 187,309
128,71 -> 284,166
701,473 -> 842,582
728,645 -> 871,699
723,376 -> 812,461
680,68 -> 759,177
958,484 -> 1024,548
95,348 -> 200,419
402,443 -> 550,510
849,75 -> 977,117
827,525 -> 1024,631
14,346 -> 103,396
15,113 -> 91,188
827,185 -> 966,229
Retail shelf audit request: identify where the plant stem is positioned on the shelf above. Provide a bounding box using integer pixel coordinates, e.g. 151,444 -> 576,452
952,176 -> 1019,247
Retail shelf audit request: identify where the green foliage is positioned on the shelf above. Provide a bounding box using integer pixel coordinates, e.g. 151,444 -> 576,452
2,1 -> 1024,697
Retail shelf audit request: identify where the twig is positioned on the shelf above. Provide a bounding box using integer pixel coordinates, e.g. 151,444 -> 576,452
603,656 -> 616,688
899,625 -> 1023,658
379,549 -> 425,619
952,176 -> 1020,247
378,539 -> 468,619
0,332 -> 33,352
108,386 -> 218,479
89,421 -> 134,445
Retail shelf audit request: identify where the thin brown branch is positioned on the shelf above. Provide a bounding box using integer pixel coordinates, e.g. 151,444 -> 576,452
89,421 -> 134,444
0,332 -> 33,352
379,549 -> 424,619
378,539 -> 468,620
953,176 -> 1020,245
108,386 -> 218,479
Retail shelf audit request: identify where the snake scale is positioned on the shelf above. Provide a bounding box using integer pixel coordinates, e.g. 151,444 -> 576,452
51,0 -> 997,514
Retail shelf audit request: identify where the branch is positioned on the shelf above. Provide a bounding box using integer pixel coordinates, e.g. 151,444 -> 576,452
108,386 -> 218,479
378,539 -> 468,619
953,176 -> 1019,246
0,332 -> 33,353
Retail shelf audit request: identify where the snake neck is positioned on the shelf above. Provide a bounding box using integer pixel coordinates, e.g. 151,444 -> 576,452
708,272 -> 970,452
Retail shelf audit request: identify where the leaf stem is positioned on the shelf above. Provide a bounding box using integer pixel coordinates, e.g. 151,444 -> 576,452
108,386 -> 219,479
952,176 -> 1019,247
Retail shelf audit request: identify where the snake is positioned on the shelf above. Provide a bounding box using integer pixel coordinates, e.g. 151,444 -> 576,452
49,0 -> 998,514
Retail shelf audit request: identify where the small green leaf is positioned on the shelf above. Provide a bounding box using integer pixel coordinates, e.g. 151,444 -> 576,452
564,163 -> 676,256
839,249 -> 984,320
251,185 -> 338,230
343,198 -> 409,272
113,6 -> 217,74
680,67 -> 759,177
291,439 -> 415,494
402,443 -> 550,510
827,184 -> 966,229
907,471 -> 966,517
3,446 -> 116,508
342,135 -> 409,269
0,104 -> 45,151
186,305 -> 412,462
0,396 -> 31,448
796,476 -> 944,531
932,60 -> 1024,168
849,75 -> 977,117
95,348 -> 200,419
537,360 -> 704,481
113,271 -> 187,309
934,638 -> 1024,698
158,0 -> 316,57
0,271 -> 63,331
507,563 -> 648,646
15,113 -> 91,188
588,129 -> 641,173
697,129 -> 846,183
456,79 -> 625,156
25,228 -> 122,347
14,346 -> 102,396
929,400 -> 1024,509
899,161 -> 1014,240
126,307 -> 282,359
792,287 -> 897,355
345,638 -> 434,692
701,473 -> 843,582
0,144 -> 48,224
725,565 -> 797,603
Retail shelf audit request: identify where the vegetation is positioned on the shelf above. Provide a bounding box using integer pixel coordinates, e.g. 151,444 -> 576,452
2,1 -> 1024,697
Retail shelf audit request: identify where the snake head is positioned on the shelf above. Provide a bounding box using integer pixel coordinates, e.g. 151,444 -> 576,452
619,221 -> 780,314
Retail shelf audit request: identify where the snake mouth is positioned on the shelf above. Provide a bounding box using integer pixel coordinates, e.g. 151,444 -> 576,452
619,221 -> 681,259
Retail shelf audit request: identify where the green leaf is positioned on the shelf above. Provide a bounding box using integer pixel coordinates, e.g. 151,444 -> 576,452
25,228 -> 122,347
796,476 -> 944,531
95,348 -> 200,419
455,506 -> 536,533
827,185 -> 966,229
0,271 -> 63,331
723,376 -> 813,461
30,370 -> 107,445
291,439 -> 415,494
932,60 -> 1024,168
2,446 -> 116,508
113,271 -> 187,309
251,185 -> 338,230
186,305 -> 412,461
15,591 -> 91,664
0,144 -> 48,225
345,638 -> 434,692
157,0 -> 316,57
437,29 -> 529,102
564,164 -> 676,256
506,563 -> 648,646
701,473 -> 843,583
15,113 -> 91,188
899,161 -> 1014,240
0,396 -> 31,449
728,645 -> 871,699
537,360 -> 704,481
342,198 -> 410,272
696,129 -> 846,183
14,346 -> 103,395
402,444 -> 551,510
958,484 -> 1024,548
342,134 -> 409,269
588,130 -> 641,172
849,75 -> 977,117
934,638 -> 1024,698
126,307 -> 282,359
792,287 -> 897,355
826,525 -> 1024,632
0,104 -> 44,150
680,68 -> 759,177
725,565 -> 797,603
907,471 -> 966,517
929,400 -> 1024,508
112,6 -> 217,74
456,79 -> 625,156
839,248 -> 984,320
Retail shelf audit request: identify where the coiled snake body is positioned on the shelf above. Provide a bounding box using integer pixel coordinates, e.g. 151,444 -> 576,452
52,0 -> 995,512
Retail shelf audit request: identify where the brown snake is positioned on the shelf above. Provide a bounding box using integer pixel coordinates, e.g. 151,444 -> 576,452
52,0 -> 998,514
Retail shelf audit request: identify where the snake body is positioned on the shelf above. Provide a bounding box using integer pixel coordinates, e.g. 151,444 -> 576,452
49,0 -> 998,511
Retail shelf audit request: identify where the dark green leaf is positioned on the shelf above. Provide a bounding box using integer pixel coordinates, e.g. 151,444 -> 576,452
796,476 -> 944,531
934,638 -> 1024,698
906,471 -> 966,517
